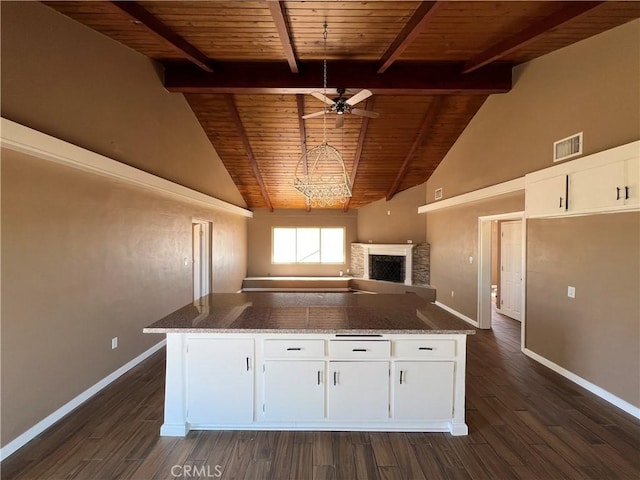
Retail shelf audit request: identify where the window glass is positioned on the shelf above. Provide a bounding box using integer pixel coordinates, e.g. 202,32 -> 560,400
272,227 -> 344,264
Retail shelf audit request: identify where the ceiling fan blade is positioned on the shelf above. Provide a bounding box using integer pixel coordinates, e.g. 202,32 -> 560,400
335,115 -> 344,128
311,91 -> 335,106
302,110 -> 328,119
351,108 -> 380,118
346,89 -> 372,106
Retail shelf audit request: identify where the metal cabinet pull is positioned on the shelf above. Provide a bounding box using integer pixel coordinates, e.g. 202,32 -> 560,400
400,370 -> 404,384
286,347 -> 302,351
559,197 -> 563,208
317,371 -> 321,385
617,187 -> 622,200
333,371 -> 337,386
352,348 -> 367,352
626,186 -> 630,200
246,357 -> 250,371
418,347 -> 434,351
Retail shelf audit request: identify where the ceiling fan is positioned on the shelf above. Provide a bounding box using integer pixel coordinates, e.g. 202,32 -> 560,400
302,88 -> 380,128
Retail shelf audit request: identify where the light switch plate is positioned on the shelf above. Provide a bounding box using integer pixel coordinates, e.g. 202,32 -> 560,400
111,337 -> 118,349
567,286 -> 576,298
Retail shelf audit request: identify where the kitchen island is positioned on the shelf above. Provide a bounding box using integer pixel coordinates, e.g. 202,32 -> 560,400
144,292 -> 476,436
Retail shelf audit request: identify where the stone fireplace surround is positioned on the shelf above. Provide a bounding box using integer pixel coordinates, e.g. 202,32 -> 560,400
350,243 -> 430,286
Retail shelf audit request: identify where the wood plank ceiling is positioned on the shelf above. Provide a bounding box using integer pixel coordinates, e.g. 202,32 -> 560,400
44,1 -> 640,211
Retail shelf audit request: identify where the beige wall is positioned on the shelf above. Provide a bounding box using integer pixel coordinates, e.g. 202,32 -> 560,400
357,183 -> 427,244
1,150 -> 247,447
426,19 -> 640,202
1,1 -> 249,449
425,21 -> 640,408
426,192 -> 524,318
1,1 -> 245,207
247,209 -> 358,277
527,213 -> 640,406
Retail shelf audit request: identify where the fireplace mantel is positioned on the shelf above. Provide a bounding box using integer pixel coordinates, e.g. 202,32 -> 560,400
354,243 -> 416,285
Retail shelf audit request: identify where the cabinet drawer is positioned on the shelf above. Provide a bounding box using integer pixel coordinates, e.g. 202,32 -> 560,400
329,340 -> 390,359
264,339 -> 325,358
393,339 -> 456,358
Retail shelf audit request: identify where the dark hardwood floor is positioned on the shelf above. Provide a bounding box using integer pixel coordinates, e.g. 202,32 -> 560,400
2,312 -> 639,479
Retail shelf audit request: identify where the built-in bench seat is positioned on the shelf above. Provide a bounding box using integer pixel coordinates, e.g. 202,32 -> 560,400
241,277 -> 436,302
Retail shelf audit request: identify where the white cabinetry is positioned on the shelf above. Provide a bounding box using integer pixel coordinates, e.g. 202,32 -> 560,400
261,338 -> 325,421
525,174 -> 568,217
525,141 -> 639,218
263,360 -> 324,420
328,361 -> 390,420
186,338 -> 254,425
393,362 -> 454,420
161,332 -> 469,436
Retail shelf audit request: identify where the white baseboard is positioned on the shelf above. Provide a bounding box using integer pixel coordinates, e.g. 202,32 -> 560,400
523,348 -> 640,419
434,301 -> 479,328
0,340 -> 166,462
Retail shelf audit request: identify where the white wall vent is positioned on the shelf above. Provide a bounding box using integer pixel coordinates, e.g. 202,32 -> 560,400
554,132 -> 583,162
434,187 -> 443,200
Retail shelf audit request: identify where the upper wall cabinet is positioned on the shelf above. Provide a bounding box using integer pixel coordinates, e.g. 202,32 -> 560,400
525,141 -> 639,218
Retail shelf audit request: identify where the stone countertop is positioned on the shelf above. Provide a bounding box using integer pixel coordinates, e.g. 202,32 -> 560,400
144,293 -> 476,335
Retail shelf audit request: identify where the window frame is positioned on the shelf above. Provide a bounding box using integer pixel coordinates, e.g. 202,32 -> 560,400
271,226 -> 346,265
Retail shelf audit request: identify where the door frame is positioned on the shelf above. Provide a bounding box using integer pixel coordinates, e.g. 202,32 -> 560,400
477,212 -> 526,347
192,219 -> 212,301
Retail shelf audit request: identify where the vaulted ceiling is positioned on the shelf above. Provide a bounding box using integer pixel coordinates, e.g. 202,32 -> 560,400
43,1 -> 640,210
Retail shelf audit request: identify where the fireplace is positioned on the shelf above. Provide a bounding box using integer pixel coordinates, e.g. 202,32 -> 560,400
370,255 -> 405,283
355,243 -> 416,285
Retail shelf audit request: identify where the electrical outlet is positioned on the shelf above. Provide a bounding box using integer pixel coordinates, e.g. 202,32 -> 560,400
451,291 -> 455,297
469,256 -> 473,264
567,286 -> 576,298
111,337 -> 118,349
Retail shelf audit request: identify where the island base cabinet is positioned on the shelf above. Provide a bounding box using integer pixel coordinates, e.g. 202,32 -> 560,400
263,361 -> 324,420
328,361 -> 389,420
393,361 -> 454,420
186,338 -> 254,425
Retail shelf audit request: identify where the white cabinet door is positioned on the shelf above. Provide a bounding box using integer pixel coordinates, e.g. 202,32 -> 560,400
569,160 -> 625,213
263,361 -> 324,420
328,361 -> 389,420
500,221 -> 522,322
525,174 -> 568,217
186,338 -> 254,424
624,156 -> 639,207
393,361 -> 454,420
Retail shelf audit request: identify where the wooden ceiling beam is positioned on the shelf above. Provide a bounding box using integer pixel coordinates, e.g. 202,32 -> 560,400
377,1 -> 442,74
386,96 -> 445,201
344,97 -> 375,212
224,94 -> 273,212
296,94 -> 311,212
463,1 -> 605,74
267,0 -> 299,74
110,1 -> 214,73
164,61 -> 512,94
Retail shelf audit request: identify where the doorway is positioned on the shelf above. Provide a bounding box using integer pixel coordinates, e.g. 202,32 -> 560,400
192,221 -> 211,301
477,212 -> 526,347
499,220 -> 523,321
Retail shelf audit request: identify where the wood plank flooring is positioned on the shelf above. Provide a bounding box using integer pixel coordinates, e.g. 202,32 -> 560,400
2,312 -> 639,479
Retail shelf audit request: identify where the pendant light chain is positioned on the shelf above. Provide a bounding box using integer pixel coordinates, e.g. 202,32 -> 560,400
293,21 -> 352,208
322,21 -> 328,144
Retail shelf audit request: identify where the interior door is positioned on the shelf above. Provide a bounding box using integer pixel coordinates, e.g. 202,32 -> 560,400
500,221 -> 522,321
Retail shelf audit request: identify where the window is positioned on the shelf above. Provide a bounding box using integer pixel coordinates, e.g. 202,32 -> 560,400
273,227 -> 345,264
